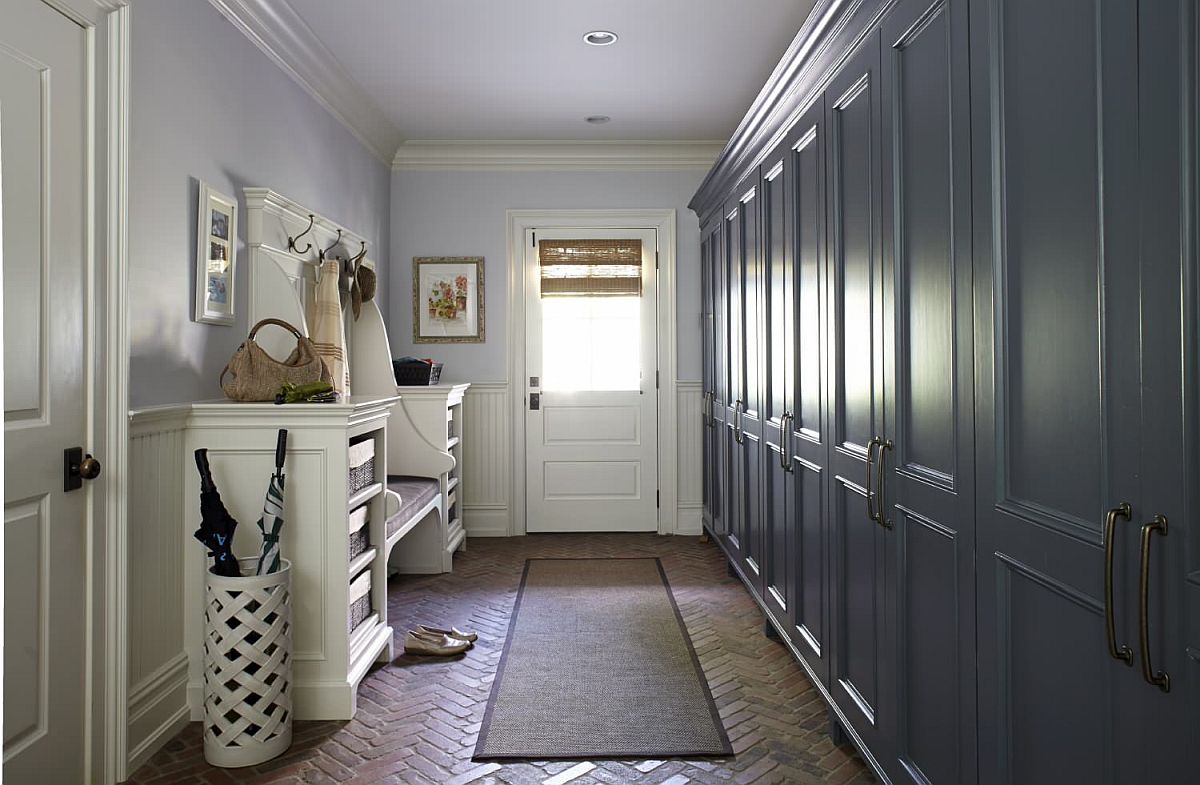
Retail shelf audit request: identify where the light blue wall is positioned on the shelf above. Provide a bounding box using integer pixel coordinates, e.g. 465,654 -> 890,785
388,169 -> 705,383
128,0 -> 392,407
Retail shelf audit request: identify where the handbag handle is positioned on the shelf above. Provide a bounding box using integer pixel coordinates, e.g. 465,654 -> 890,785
247,317 -> 306,341
219,318 -> 309,389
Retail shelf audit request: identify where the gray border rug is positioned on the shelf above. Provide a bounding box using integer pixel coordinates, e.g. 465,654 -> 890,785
473,557 -> 733,761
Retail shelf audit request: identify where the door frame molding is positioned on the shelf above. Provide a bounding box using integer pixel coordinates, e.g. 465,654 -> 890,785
506,208 -> 679,536
27,1 -> 131,782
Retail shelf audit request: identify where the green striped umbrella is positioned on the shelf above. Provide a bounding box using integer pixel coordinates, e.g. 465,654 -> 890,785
255,429 -> 288,575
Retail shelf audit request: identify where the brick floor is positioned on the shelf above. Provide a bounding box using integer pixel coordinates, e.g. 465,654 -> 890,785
123,534 -> 875,785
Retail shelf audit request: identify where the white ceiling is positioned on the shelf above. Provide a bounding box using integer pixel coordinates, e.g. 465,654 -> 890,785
282,0 -> 818,142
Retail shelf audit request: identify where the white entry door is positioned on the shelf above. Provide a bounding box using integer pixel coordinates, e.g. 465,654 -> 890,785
3,2 -> 92,781
525,228 -> 659,532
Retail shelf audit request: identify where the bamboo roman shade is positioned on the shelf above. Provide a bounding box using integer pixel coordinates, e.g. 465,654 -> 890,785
539,239 -> 643,297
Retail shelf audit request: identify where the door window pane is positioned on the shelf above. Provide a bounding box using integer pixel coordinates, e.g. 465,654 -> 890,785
541,296 -> 640,391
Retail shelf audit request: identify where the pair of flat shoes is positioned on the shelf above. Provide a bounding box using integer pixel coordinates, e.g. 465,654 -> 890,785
403,625 -> 478,656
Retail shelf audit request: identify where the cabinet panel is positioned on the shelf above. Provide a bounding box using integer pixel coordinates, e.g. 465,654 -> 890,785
826,32 -> 889,752
833,477 -> 884,724
830,64 -> 879,455
881,0 -> 977,783
787,96 -> 831,685
762,152 -> 791,622
971,0 -> 1146,782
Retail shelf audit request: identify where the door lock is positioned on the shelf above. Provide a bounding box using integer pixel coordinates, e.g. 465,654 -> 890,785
529,393 -> 540,411
64,446 -> 102,492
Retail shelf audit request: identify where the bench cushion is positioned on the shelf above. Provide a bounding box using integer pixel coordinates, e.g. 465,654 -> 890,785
386,475 -> 440,537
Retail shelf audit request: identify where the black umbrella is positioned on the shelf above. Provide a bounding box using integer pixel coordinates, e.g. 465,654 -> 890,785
193,448 -> 241,577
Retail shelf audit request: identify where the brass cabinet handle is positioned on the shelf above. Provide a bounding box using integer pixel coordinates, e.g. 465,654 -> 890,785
703,391 -> 712,427
876,438 -> 894,529
865,437 -> 882,523
1137,514 -> 1170,692
734,400 -> 745,444
1104,502 -> 1134,665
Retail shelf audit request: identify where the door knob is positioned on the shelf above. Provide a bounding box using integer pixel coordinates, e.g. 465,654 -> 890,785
79,455 -> 102,480
64,447 -> 102,491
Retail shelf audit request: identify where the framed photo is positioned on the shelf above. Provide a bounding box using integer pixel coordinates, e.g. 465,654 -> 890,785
194,181 -> 237,325
413,257 -> 485,343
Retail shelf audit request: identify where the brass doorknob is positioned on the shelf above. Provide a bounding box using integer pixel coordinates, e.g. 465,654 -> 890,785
78,454 -> 102,480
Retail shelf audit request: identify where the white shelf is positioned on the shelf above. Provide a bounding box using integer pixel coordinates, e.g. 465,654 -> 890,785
348,547 -> 377,578
446,476 -> 459,493
348,482 -> 383,510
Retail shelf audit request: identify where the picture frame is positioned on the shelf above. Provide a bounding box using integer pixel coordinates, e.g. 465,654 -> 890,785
412,257 -> 486,343
195,181 -> 237,325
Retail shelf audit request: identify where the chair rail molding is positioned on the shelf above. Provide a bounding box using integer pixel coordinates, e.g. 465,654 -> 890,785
393,140 -> 726,171
206,0 -> 401,162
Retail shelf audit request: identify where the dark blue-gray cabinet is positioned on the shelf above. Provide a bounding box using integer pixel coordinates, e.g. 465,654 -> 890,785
692,0 -> 1196,782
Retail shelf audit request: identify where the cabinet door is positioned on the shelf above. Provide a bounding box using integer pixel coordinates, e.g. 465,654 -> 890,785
824,32 -> 891,754
1130,0 -> 1192,778
711,219 -> 730,540
879,0 -> 976,783
729,173 -> 766,592
761,143 -> 792,626
722,196 -> 748,565
700,219 -> 716,529
785,96 -> 832,687
970,0 -> 1147,782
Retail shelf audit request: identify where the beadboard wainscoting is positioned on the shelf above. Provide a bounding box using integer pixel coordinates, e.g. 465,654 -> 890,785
459,382 -> 703,536
461,382 -> 512,537
675,381 -> 704,534
127,407 -> 191,773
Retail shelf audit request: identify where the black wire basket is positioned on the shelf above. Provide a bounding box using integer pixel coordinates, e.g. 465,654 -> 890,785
392,359 -> 442,386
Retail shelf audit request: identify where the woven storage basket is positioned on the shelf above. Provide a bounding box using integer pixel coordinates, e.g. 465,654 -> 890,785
348,440 -> 375,495
348,570 -> 372,635
203,558 -> 293,768
348,505 -> 369,561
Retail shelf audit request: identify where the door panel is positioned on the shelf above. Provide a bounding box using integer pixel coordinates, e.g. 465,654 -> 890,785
970,0 -> 1144,782
786,97 -> 831,685
762,149 -> 790,623
709,220 -> 729,540
826,33 -> 889,750
2,2 -> 89,780
881,0 -> 977,782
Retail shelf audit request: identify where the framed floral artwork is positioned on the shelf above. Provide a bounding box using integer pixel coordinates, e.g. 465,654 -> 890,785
412,257 -> 485,343
194,181 -> 237,325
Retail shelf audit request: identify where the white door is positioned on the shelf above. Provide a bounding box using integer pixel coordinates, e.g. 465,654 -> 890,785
3,2 -> 92,781
525,228 -> 659,532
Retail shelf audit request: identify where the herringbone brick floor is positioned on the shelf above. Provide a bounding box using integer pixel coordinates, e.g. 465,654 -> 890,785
124,534 -> 874,785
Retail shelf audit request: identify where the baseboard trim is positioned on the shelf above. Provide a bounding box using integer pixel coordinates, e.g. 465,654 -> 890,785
676,504 -> 704,535
464,505 -> 511,537
126,652 -> 190,774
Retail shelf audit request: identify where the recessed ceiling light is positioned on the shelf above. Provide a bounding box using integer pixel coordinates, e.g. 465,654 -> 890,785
586,115 -> 611,124
583,30 -> 618,46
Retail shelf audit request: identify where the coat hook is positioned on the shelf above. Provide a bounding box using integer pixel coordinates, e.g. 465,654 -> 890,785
349,241 -> 367,267
319,228 -> 343,262
287,214 -> 315,255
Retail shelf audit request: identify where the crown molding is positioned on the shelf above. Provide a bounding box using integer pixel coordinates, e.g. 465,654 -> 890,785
207,0 -> 401,164
392,140 -> 727,172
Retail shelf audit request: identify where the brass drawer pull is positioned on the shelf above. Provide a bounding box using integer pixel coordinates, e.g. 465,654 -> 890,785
1103,502 -> 1134,665
1137,514 -> 1170,692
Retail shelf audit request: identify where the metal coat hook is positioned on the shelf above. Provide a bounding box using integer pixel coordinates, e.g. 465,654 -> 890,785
349,241 -> 367,268
318,228 -> 343,262
287,214 -> 315,255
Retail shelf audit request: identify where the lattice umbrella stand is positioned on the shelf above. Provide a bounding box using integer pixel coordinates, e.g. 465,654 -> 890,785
203,557 -> 293,767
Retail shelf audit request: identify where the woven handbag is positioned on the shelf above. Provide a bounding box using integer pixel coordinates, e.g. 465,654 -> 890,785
220,318 -> 332,401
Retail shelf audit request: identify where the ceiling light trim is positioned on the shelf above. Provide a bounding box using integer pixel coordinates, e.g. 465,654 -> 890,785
392,140 -> 727,171
207,0 -> 402,163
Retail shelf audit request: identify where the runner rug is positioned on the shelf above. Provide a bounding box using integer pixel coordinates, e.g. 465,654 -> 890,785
473,557 -> 732,760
